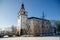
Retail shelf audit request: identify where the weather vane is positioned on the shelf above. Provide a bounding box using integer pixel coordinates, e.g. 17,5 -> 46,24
18,0 -> 24,3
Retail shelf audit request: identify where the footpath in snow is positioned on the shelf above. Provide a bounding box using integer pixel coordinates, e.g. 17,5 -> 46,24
0,37 -> 60,40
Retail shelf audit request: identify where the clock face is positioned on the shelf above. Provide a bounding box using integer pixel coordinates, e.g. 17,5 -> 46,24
22,15 -> 26,20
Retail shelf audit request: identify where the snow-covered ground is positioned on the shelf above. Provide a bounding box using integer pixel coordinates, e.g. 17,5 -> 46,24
0,37 -> 60,40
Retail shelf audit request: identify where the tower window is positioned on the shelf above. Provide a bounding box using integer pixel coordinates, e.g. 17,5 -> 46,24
24,12 -> 25,14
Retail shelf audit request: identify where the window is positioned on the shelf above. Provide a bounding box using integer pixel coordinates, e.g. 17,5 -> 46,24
24,12 -> 25,14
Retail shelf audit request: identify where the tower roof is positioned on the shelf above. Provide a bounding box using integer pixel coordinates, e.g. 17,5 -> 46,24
21,3 -> 25,10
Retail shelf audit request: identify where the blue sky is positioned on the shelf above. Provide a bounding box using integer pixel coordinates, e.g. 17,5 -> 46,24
0,0 -> 60,29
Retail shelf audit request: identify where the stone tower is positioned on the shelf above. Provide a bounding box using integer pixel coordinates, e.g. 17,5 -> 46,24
17,3 -> 28,35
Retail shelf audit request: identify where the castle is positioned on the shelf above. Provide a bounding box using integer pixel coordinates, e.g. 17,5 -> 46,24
17,4 -> 51,36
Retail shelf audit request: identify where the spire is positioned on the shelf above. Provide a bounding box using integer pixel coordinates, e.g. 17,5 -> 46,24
42,11 -> 45,19
21,3 -> 25,10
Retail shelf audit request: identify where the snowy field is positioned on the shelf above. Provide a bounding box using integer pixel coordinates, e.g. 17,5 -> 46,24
0,37 -> 60,40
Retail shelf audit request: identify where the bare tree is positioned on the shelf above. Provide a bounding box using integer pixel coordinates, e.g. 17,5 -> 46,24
11,25 -> 17,35
56,23 -> 60,32
55,21 -> 60,33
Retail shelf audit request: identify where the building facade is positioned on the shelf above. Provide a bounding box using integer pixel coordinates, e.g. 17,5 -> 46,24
17,4 -> 51,35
